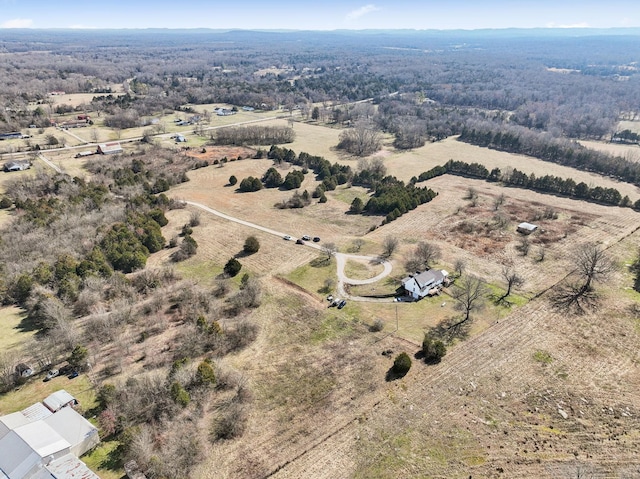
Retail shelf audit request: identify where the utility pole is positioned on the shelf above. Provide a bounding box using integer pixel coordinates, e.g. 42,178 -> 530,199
395,303 -> 399,332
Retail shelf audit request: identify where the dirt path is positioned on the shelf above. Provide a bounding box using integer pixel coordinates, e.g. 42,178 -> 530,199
37,152 -> 62,173
185,200 -> 394,302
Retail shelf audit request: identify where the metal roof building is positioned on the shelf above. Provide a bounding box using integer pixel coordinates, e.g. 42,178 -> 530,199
0,398 -> 100,479
97,141 -> 123,155
43,407 -> 99,458
43,390 -> 77,413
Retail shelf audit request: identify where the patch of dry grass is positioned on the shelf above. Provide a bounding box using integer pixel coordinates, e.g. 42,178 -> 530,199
344,258 -> 385,280
0,306 -> 35,352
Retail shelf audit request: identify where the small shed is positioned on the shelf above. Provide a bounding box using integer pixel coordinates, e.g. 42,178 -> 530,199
517,222 -> 538,235
97,142 -> 123,155
43,390 -> 78,413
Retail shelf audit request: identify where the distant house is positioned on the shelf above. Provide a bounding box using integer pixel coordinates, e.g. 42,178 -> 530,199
14,363 -> 33,378
3,160 -> 31,172
517,222 -> 538,235
402,269 -> 450,300
97,142 -> 123,155
43,390 -> 78,413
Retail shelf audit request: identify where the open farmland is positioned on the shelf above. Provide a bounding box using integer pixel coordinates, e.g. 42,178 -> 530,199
167,158 -> 380,252
579,139 -> 640,161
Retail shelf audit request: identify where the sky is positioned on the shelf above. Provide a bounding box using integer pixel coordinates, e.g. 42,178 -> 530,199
0,0 -> 639,31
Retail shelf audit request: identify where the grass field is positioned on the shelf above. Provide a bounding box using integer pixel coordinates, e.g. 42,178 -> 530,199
0,306 -> 35,352
0,374 -> 96,416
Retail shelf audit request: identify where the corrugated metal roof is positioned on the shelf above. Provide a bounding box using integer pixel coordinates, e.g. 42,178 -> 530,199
21,403 -> 53,422
46,454 -> 99,479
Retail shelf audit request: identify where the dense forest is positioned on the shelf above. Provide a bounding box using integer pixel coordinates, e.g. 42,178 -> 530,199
1,29 -> 640,145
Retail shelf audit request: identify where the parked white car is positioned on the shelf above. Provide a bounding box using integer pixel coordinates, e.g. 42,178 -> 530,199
44,369 -> 59,382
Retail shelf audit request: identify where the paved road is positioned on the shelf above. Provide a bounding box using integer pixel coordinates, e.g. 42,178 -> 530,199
185,200 -> 394,302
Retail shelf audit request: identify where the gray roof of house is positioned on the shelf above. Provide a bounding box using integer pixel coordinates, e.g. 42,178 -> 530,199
402,269 -> 446,290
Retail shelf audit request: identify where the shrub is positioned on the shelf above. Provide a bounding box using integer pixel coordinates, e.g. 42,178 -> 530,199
239,176 -> 263,192
224,258 -> 242,277
195,361 -> 216,387
170,381 -> 190,407
243,236 -> 260,254
97,383 -> 117,410
422,335 -> 446,363
392,352 -> 412,376
350,197 -> 364,214
189,212 -> 201,227
370,318 -> 384,332
0,197 -> 12,209
229,175 -> 237,186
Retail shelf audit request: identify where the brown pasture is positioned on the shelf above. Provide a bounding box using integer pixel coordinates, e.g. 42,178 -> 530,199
579,139 -> 640,161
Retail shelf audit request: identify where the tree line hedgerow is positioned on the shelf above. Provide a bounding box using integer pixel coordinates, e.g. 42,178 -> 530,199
458,123 -> 640,189
417,159 -> 631,208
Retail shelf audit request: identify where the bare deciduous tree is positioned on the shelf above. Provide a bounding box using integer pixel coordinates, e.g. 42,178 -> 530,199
382,236 -> 399,258
449,275 -> 487,331
454,259 -> 467,278
499,264 -> 524,302
337,120 -> 382,156
352,238 -> 365,252
517,237 -> 531,256
414,241 -> 441,269
322,242 -> 337,261
554,243 -> 614,313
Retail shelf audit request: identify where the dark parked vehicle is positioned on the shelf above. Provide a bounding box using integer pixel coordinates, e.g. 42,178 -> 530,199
296,239 -> 304,244
337,300 -> 347,309
68,371 -> 79,379
313,236 -> 320,242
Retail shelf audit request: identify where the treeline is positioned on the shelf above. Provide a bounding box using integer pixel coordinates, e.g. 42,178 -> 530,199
418,160 -> 631,208
612,129 -> 640,144
459,122 -> 640,187
213,125 -> 295,146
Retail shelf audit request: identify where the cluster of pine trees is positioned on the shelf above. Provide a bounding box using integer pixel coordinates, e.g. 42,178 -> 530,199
365,176 -> 438,223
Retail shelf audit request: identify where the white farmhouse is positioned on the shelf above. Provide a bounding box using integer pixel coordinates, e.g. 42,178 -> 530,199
402,269 -> 449,300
